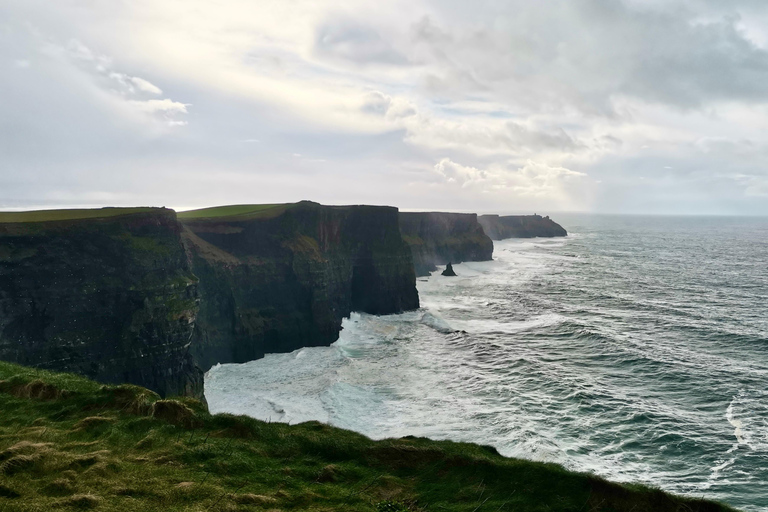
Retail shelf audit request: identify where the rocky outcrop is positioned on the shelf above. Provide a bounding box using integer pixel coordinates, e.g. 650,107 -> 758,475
478,214 -> 567,240
0,209 -> 202,398
181,201 -> 419,371
398,212 -> 493,277
441,263 -> 457,277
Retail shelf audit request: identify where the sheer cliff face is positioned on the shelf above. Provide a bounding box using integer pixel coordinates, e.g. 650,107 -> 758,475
398,212 -> 494,277
0,210 -> 202,398
478,214 -> 567,240
181,202 -> 419,371
0,202 -> 420,396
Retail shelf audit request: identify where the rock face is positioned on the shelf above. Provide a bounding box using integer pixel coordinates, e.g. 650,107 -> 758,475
398,212 -> 493,277
0,209 -> 202,398
0,202 -> 421,397
478,214 -> 567,240
181,201 -> 419,371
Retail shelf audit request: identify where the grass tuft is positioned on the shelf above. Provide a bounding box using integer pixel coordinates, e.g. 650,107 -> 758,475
43,478 -> 76,497
55,493 -> 101,509
72,416 -> 116,431
150,399 -> 199,428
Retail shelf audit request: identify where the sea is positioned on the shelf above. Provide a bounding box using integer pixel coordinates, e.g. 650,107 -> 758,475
205,214 -> 768,512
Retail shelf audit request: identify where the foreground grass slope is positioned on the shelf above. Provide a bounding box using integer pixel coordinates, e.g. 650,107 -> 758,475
0,362 -> 736,512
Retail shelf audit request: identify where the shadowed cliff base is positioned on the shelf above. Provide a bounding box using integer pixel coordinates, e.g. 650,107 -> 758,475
0,360 -> 741,512
478,214 -> 567,240
399,212 -> 493,277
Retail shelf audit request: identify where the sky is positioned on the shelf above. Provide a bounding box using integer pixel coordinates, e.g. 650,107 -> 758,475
2,0 -> 768,215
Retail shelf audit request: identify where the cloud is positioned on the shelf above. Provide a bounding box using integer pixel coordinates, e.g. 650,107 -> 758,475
361,91 -> 417,118
406,1 -> 768,112
433,158 -> 488,188
129,99 -> 189,114
35,37 -> 187,125
130,76 -> 163,95
315,19 -> 409,65
2,0 -> 768,214
433,157 -> 586,198
741,176 -> 768,197
108,72 -> 163,95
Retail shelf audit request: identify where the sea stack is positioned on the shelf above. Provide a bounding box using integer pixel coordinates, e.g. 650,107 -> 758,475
442,262 -> 457,276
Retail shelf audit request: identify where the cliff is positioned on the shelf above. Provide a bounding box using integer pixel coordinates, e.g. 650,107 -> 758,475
398,212 -> 493,277
478,214 -> 567,240
180,201 -> 419,371
0,208 -> 202,398
0,203 -> 420,397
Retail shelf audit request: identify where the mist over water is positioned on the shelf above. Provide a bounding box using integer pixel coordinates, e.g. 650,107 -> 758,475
206,214 -> 768,512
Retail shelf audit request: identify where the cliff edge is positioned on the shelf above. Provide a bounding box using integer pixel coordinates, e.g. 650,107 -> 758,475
478,214 -> 567,240
0,208 -> 202,398
399,212 -> 493,277
181,201 -> 419,371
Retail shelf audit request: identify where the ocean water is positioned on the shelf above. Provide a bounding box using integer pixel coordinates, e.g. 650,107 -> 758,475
205,214 -> 768,512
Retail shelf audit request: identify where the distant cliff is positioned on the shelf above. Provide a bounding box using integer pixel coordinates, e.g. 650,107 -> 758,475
0,208 -> 202,398
399,212 -> 493,277
181,201 -> 419,371
478,214 -> 567,240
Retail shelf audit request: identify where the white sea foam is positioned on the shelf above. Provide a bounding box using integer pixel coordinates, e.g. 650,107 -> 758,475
205,219 -> 768,512
726,400 -> 745,446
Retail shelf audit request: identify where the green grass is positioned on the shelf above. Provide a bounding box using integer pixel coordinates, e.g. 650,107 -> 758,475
0,361 -> 738,512
177,204 -> 291,221
0,208 -> 161,224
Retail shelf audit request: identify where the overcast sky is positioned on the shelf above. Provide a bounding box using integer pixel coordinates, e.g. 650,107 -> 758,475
3,0 -> 768,215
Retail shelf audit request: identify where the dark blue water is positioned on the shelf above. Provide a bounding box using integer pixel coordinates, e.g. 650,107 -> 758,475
207,214 -> 768,511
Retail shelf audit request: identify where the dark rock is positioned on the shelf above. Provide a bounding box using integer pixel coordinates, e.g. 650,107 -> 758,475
181,201 -> 419,371
478,214 -> 567,240
399,212 -> 493,277
441,263 -> 457,277
0,209 -> 203,398
0,201 -> 422,398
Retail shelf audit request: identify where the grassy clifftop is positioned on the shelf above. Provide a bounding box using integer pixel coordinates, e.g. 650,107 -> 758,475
0,207 -> 162,224
0,362 -> 737,512
177,204 -> 290,221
